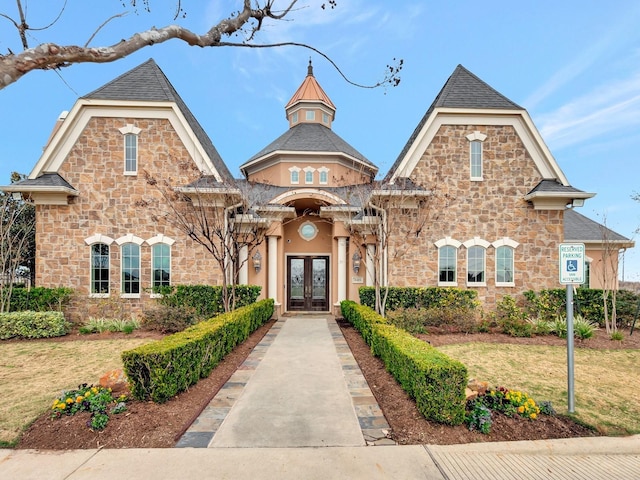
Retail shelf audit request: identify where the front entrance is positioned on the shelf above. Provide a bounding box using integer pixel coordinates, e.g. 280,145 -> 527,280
287,256 -> 329,311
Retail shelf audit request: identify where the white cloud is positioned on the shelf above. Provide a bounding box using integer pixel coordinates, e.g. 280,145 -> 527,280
537,72 -> 640,150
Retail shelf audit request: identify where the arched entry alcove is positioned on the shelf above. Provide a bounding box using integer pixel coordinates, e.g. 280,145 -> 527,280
269,189 -> 349,313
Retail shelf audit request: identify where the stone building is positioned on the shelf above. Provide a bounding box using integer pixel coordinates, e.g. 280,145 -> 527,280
4,59 -> 632,319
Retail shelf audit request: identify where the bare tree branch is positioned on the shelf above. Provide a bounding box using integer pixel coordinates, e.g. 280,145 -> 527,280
0,0 -> 402,91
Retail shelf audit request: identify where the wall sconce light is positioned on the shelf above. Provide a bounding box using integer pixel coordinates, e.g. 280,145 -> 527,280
252,251 -> 262,273
352,251 -> 361,274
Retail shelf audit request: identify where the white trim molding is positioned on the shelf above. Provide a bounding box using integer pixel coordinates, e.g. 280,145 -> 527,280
434,236 -> 462,248
146,234 -> 176,246
84,234 -> 115,245
463,237 -> 491,249
466,131 -> 487,142
115,234 -> 145,246
492,237 -> 520,249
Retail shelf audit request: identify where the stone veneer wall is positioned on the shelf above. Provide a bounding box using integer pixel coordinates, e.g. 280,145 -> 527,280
36,116 -> 224,322
386,124 -> 563,309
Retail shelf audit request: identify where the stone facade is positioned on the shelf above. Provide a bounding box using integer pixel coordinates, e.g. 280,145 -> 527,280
386,124 -> 563,308
36,116 -> 224,321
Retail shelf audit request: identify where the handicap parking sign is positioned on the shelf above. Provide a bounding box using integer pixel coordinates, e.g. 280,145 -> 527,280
559,244 -> 585,284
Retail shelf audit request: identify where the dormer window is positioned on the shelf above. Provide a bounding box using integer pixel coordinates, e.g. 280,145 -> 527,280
119,124 -> 142,175
303,166 -> 315,184
289,166 -> 301,184
466,131 -> 487,181
318,166 -> 329,185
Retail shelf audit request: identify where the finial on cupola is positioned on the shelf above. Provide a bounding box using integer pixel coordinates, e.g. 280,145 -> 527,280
308,58 -> 313,76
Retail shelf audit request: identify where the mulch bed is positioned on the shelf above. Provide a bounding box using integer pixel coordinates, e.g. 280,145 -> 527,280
17,318 -> 634,449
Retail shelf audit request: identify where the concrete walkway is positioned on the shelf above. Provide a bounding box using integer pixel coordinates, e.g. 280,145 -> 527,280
177,316 -> 391,448
1,315 -> 639,479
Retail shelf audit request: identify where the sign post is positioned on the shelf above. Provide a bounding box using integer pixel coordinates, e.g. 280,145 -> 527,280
559,243 -> 585,414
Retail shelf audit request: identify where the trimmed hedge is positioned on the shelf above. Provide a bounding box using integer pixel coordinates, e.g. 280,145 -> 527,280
155,284 -> 261,318
341,300 -> 467,425
122,298 -> 274,403
524,288 -> 640,327
7,286 -> 73,312
0,311 -> 71,339
359,286 -> 478,312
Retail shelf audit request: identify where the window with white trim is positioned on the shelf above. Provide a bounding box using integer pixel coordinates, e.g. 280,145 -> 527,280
91,243 -> 110,295
306,110 -> 315,121
303,166 -> 315,184
466,131 -> 487,181
470,141 -> 483,179
289,166 -> 301,184
438,245 -> 457,284
125,134 -> 137,173
119,124 -> 142,175
322,113 -> 329,124
495,246 -> 514,285
292,112 -> 299,124
152,243 -> 171,290
467,246 -> 486,285
121,243 -> 141,295
435,237 -> 461,286
318,166 -> 329,185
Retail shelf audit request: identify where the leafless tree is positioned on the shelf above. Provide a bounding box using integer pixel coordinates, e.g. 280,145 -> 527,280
340,176 -> 445,316
0,1 -> 402,90
141,162 -> 277,312
598,213 -> 622,334
0,189 -> 35,312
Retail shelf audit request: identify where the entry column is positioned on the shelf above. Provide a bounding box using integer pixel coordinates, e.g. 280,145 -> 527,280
267,235 -> 279,307
337,237 -> 347,303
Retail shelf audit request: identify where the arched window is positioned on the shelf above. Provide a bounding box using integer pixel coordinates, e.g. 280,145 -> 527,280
91,243 -> 110,295
466,131 -> 487,181
119,124 -> 142,175
435,237 -> 461,286
467,246 -> 486,285
152,243 -> 171,290
438,245 -> 457,285
121,243 -> 140,295
496,246 -> 514,285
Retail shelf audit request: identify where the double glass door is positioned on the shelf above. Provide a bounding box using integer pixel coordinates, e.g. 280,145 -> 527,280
287,256 -> 329,311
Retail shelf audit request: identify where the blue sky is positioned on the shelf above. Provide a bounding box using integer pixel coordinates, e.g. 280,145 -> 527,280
1,1 -> 640,280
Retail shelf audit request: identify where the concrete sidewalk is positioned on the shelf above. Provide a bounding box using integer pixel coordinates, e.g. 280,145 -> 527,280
2,315 -> 639,479
1,436 -> 639,479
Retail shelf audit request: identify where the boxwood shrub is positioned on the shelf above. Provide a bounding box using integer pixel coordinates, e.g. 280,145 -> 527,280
524,288 -> 640,327
7,286 -> 73,312
341,300 -> 467,425
122,298 -> 274,403
154,284 -> 261,319
359,286 -> 478,313
0,311 -> 71,339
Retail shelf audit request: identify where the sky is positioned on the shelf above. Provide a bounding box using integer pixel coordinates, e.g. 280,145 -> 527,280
1,1 -> 640,280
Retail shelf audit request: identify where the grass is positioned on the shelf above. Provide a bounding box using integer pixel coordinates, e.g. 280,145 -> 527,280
439,343 -> 640,435
0,338 -> 152,445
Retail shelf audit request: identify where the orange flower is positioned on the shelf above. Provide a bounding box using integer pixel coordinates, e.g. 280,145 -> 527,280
517,406 -> 525,413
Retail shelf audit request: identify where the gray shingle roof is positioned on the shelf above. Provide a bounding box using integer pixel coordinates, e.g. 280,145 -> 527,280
385,65 -> 523,181
528,179 -> 586,195
8,173 -> 76,191
231,179 -> 369,208
84,59 -> 233,182
564,209 -> 633,244
242,123 -> 376,170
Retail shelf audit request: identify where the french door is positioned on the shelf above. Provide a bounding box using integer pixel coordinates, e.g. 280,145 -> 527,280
287,256 -> 329,311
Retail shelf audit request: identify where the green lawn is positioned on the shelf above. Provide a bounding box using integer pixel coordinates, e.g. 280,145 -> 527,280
0,338 -> 152,445
438,342 -> 640,435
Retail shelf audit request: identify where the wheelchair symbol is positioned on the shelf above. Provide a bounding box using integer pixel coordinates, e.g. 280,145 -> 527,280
567,260 -> 578,272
